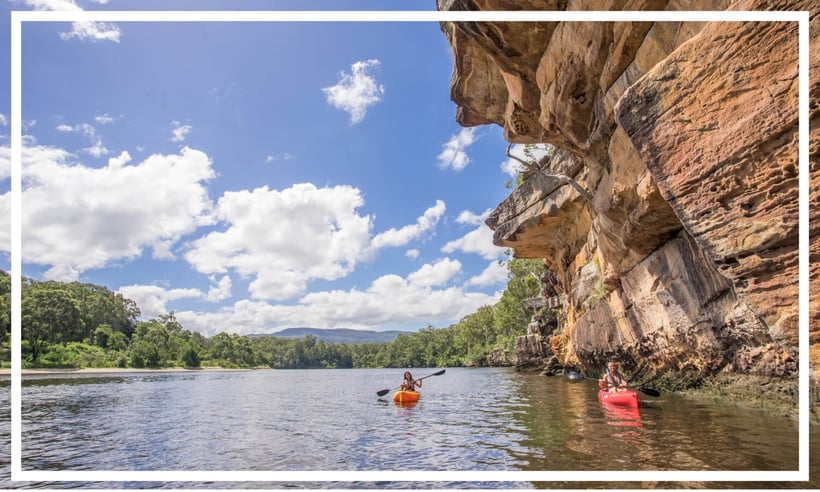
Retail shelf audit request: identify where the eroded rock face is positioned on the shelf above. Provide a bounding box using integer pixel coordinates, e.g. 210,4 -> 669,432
572,232 -> 796,385
513,334 -> 552,370
439,0 -> 818,388
616,18 -> 802,349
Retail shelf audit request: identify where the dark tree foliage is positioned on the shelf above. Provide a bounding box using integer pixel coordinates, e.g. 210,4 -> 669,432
0,272 -> 9,365
13,258 -> 540,369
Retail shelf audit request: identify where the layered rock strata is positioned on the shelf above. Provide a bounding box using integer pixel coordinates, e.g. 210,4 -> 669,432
439,0 -> 819,393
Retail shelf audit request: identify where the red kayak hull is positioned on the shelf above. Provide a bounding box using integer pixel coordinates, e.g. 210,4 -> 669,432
598,389 -> 639,408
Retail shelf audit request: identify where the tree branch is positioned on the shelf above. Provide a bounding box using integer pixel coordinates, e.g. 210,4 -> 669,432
506,144 -> 594,204
506,143 -> 534,171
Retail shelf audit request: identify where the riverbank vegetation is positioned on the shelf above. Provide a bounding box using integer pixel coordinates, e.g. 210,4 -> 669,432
0,258 -> 543,370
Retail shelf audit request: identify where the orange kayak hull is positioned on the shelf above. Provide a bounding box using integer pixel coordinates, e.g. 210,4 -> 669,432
393,390 -> 420,403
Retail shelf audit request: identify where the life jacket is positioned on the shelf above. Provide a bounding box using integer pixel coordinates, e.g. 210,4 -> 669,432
606,369 -> 624,388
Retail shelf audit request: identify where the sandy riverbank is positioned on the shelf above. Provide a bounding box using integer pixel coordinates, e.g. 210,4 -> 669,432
0,366 -> 271,376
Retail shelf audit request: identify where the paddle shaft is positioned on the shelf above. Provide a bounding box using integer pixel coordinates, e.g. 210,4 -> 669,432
376,369 -> 446,397
566,371 -> 660,397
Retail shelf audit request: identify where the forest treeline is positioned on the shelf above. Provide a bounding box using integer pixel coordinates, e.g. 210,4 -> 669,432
0,258 -> 544,370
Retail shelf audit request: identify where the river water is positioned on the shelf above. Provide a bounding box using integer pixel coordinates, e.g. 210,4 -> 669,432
0,367 -> 815,488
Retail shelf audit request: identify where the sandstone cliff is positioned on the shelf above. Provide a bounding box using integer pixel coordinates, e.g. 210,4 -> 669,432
438,0 -> 818,401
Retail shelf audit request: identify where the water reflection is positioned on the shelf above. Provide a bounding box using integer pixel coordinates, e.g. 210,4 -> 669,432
504,372 -> 799,473
393,400 -> 418,409
0,367 -> 811,489
600,402 -> 642,426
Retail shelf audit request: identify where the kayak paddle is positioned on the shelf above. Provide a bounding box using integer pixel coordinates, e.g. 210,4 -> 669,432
376,369 -> 446,397
566,370 -> 661,397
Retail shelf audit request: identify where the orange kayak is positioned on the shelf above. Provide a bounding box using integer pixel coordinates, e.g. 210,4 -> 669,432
393,390 -> 420,403
598,389 -> 639,408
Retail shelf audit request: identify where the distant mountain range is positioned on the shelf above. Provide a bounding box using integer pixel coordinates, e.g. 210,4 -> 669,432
250,327 -> 410,344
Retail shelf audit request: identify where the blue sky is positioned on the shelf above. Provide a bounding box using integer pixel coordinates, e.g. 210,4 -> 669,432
1,0 -> 541,336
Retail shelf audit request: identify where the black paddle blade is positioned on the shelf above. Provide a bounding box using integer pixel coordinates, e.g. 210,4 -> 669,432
376,388 -> 390,397
637,386 -> 661,397
432,369 -> 446,376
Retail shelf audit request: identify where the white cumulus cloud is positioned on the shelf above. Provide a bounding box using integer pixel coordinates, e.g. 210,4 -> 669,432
0,144 -> 216,281
407,258 -> 462,287
466,260 -> 508,287
20,0 -> 121,42
437,128 -> 478,171
371,200 -> 445,249
171,121 -> 192,143
456,208 -> 491,226
116,275 -> 232,320
183,183 -> 374,301
206,275 -> 233,302
0,145 -> 10,182
173,260 -> 500,337
55,121 -> 108,157
55,122 -> 96,138
183,188 -> 449,303
84,139 -> 109,158
61,21 -> 121,42
441,222 -> 506,261
94,113 -> 115,125
322,59 -> 385,124
117,284 -> 204,320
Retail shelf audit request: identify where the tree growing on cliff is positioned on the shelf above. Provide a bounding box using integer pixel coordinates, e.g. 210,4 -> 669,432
505,143 -> 593,203
492,258 -> 544,354
454,306 -> 495,366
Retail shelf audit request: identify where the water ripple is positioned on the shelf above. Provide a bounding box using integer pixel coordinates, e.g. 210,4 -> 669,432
1,367 -> 804,488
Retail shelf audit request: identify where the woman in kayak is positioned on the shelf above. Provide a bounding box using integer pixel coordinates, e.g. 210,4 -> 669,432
599,361 -> 628,392
400,371 -> 422,392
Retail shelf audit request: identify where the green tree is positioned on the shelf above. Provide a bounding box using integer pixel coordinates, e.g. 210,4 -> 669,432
107,331 -> 128,351
209,332 -> 236,366
130,339 -> 160,368
59,282 -> 139,342
232,335 -> 257,367
93,324 -> 113,348
493,258 -> 543,352
0,272 -> 10,365
455,305 -> 495,365
21,282 -> 84,363
181,342 -> 201,368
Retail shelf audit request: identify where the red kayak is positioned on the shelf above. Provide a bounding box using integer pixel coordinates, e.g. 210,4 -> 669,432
598,389 -> 639,408
600,399 -> 642,427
